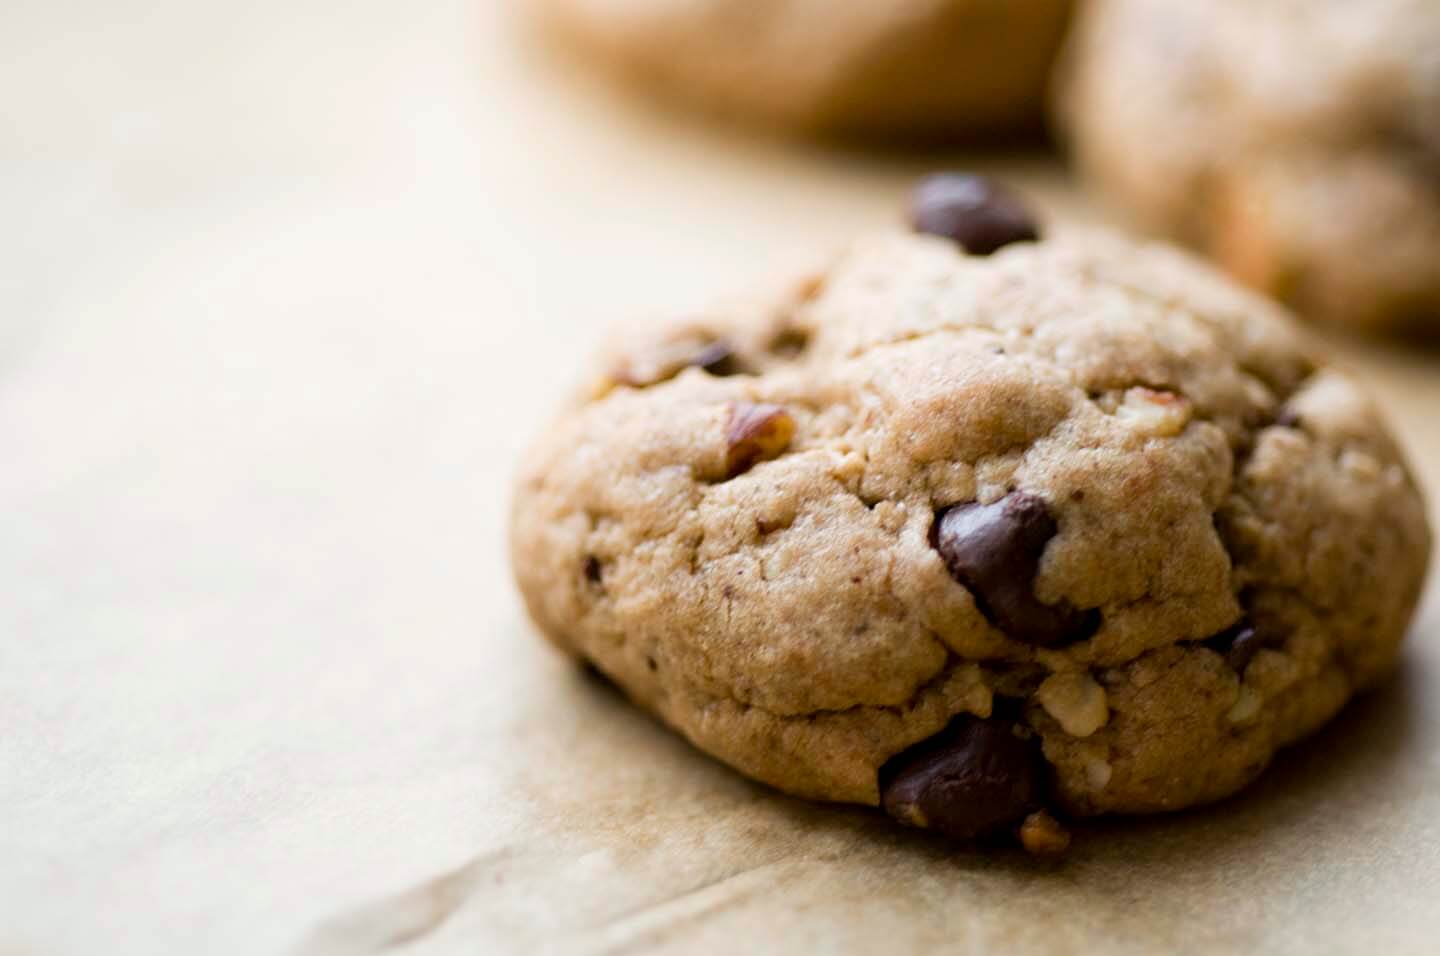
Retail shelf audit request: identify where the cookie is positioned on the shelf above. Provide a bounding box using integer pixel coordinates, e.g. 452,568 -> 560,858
535,0 -> 1074,139
510,177 -> 1432,849
1057,0 -> 1440,337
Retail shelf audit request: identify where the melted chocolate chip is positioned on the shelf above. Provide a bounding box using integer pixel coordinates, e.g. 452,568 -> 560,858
1204,621 -> 1267,674
880,716 -> 1045,840
693,340 -> 741,377
933,494 -> 1099,647
910,174 -> 1041,255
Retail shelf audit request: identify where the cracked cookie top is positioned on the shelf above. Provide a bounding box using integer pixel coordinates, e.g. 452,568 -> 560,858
510,226 -> 1431,812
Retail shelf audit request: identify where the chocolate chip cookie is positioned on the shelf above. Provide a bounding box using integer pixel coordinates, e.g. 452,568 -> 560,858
535,0 -> 1074,139
1057,0 -> 1440,337
510,178 -> 1432,849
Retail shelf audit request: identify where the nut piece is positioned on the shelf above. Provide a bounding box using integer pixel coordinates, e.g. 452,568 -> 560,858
879,716 -> 1045,841
1227,685 -> 1263,725
1037,672 -> 1109,738
725,402 -> 795,477
1084,755 -> 1113,791
1018,810 -> 1072,857
1116,387 -> 1193,437
932,494 -> 1100,647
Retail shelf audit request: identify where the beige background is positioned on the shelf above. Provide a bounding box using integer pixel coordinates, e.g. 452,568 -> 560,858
2,2 -> 1437,953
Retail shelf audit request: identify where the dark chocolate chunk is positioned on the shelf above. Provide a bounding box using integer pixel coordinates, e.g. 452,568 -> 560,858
910,174 -> 1041,255
692,339 -> 741,377
1204,621 -> 1266,674
880,716 -> 1045,840
933,494 -> 1098,647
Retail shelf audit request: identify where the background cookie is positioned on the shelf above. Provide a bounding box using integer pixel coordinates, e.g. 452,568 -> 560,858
536,0 -> 1074,139
1057,0 -> 1440,338
511,210 -> 1432,847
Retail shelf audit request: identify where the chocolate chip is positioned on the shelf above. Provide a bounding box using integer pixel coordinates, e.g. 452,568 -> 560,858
615,337 -> 742,388
724,402 -> 795,478
933,494 -> 1099,647
909,174 -> 1041,255
693,339 -> 741,377
880,716 -> 1045,840
583,556 -> 602,584
1204,621 -> 1267,674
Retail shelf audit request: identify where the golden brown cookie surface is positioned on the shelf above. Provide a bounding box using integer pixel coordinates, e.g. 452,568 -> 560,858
511,226 -> 1432,844
537,0 -> 1074,139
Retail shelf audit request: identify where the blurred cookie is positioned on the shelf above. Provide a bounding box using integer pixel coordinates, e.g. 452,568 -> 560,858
537,0 -> 1074,139
1058,0 -> 1440,337
510,178 -> 1432,850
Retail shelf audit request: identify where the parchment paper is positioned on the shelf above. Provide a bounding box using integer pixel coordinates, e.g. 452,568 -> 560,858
2,2 -> 1437,953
